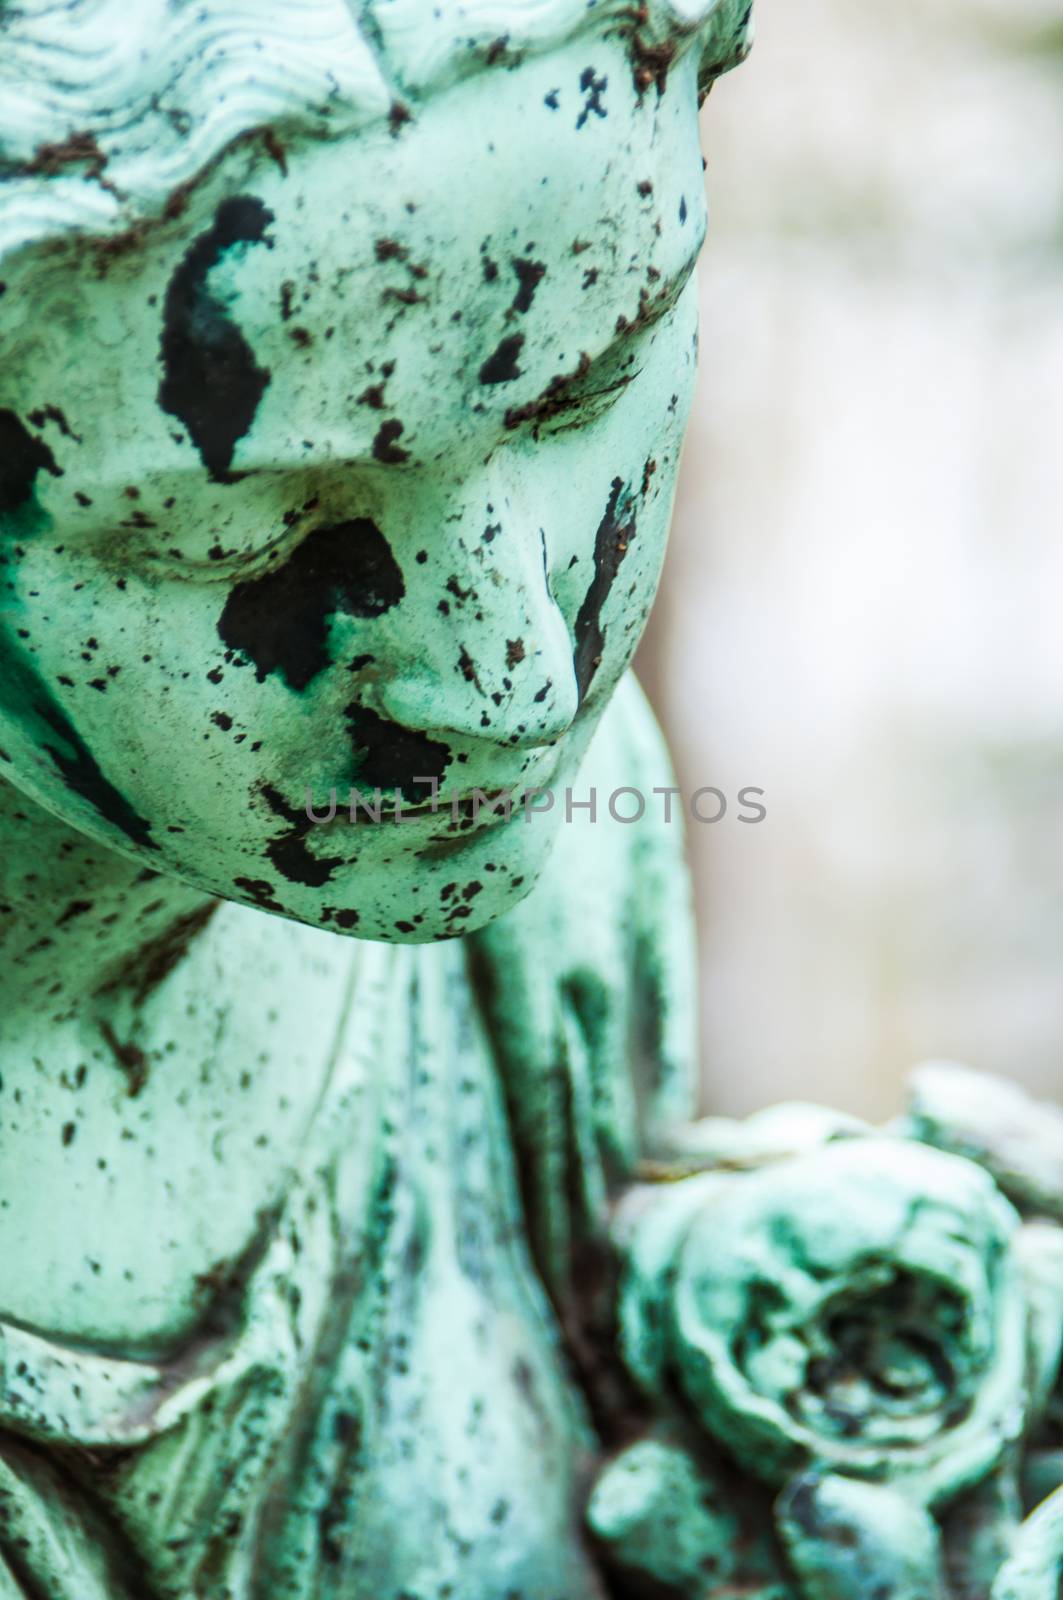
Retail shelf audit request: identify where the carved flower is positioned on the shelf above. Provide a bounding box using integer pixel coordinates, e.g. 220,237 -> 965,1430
622,1137 -> 1029,1508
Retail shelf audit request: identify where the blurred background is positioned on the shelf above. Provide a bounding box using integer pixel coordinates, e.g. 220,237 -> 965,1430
637,0 -> 1063,1120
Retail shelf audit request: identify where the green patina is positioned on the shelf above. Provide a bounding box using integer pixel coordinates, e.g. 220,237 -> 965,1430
3,4 -> 1062,1599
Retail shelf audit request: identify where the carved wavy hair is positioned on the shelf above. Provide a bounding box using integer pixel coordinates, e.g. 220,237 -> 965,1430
0,0 -> 752,260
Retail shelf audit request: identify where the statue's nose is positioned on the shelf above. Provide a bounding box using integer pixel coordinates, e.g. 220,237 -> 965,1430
372,535 -> 579,750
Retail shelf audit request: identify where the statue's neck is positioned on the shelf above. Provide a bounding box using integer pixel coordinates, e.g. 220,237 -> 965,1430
0,774 -> 213,1031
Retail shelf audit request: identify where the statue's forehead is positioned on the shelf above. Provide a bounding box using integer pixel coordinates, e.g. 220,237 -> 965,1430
3,33 -> 705,497
241,44 -> 704,447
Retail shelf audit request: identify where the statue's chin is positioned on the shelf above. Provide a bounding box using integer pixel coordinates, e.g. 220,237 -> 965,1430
204,799 -> 565,943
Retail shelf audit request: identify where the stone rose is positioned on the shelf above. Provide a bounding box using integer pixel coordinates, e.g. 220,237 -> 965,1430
623,1137 -> 1029,1508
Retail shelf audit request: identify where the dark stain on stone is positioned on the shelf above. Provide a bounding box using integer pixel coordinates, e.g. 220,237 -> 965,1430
56,898 -> 93,927
0,409 -> 63,512
458,645 -> 483,694
0,630 -> 158,850
374,237 -> 407,263
38,696 -> 158,847
157,194 -> 274,483
322,905 -> 360,930
99,1018 -> 150,1097
576,66 -> 608,130
344,702 -> 450,804
103,901 -> 219,1006
233,876 -> 286,913
218,518 -> 405,691
24,129 -> 118,197
260,782 -> 342,887
27,403 -> 81,442
510,257 -> 546,315
573,477 -> 636,702
372,419 -> 410,464
479,334 -> 525,386
505,638 -> 525,670
631,34 -> 677,95
261,128 -> 288,175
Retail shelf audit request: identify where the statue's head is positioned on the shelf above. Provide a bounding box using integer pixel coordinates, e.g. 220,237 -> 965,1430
0,0 -> 750,940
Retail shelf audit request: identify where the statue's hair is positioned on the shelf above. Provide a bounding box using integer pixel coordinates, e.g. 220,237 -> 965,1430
0,0 -> 751,261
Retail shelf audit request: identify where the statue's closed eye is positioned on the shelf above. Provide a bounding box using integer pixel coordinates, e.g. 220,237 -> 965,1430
502,259 -> 695,438
503,344 -> 643,437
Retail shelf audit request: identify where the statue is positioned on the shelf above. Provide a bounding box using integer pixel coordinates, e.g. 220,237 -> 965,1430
2,4 -> 1063,1599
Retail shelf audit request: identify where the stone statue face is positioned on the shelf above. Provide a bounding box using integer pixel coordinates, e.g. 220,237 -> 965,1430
0,28 -> 706,940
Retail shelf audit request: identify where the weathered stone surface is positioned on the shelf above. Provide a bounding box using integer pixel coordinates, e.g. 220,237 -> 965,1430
4,5 -> 1063,1600
0,2 -> 747,1593
606,1078 -> 1063,1598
